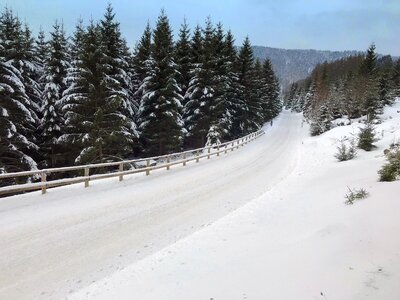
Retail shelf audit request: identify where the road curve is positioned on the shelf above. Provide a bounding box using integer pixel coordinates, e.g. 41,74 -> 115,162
0,111 -> 304,300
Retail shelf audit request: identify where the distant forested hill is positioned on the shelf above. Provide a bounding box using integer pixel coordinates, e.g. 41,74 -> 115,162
251,46 -> 361,89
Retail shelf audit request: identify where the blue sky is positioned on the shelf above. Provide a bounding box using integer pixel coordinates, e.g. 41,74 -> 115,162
1,0 -> 399,55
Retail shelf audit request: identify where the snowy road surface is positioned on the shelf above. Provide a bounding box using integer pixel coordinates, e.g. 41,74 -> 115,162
0,112 -> 303,299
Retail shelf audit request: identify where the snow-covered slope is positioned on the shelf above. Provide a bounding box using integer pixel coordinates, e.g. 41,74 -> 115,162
69,102 -> 400,300
0,113 -> 303,299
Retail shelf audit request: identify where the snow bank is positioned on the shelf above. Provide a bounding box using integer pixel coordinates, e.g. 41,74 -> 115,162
70,102 -> 400,300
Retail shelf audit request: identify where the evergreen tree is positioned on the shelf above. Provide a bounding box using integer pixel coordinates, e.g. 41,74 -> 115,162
138,11 -> 184,155
235,37 -> 261,135
183,19 -> 215,148
310,105 -> 332,136
100,4 -> 137,139
0,60 -> 39,178
221,29 -> 240,139
392,59 -> 400,97
182,25 -> 202,144
360,44 -> 380,121
174,19 -> 191,105
40,21 -> 70,167
378,72 -> 393,106
132,23 -> 152,108
35,28 -> 47,80
61,20 -> 134,164
206,23 -> 232,145
0,8 -> 39,174
260,58 -> 280,121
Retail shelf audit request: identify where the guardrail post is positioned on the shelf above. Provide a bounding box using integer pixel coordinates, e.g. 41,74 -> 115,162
196,150 -> 200,163
183,153 -> 187,166
146,159 -> 150,175
207,147 -> 211,159
225,144 -> 228,154
217,145 -> 220,156
167,156 -> 171,170
241,138 -> 244,147
231,142 -> 234,151
84,167 -> 89,188
236,140 -> 240,149
119,163 -> 124,181
41,172 -> 47,194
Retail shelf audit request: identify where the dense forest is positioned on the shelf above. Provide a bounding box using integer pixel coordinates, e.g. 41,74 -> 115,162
0,5 -> 281,177
285,44 -> 400,135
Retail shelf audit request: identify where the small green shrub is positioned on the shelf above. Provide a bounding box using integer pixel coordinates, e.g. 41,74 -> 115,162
335,137 -> 357,161
358,122 -> 377,151
378,144 -> 400,181
345,187 -> 369,205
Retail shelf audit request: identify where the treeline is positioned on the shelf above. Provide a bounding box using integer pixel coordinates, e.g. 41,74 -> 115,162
285,44 -> 399,135
0,5 -> 281,176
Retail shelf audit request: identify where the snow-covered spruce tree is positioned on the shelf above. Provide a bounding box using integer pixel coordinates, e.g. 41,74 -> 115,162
221,29 -> 240,139
0,54 -> 38,177
260,58 -> 280,122
303,82 -> 316,118
100,4 -> 137,140
392,59 -> 400,98
360,44 -> 380,121
40,21 -> 70,168
35,28 -> 47,61
183,19 -> 215,148
343,71 -> 362,119
19,23 -> 43,125
310,105 -> 332,136
378,72 -> 394,106
0,8 -> 39,175
174,19 -> 191,107
132,22 -> 152,111
357,121 -> 377,151
328,81 -> 345,119
206,23 -> 234,145
60,20 -> 135,164
138,11 -> 184,156
235,37 -> 262,135
35,28 -> 47,83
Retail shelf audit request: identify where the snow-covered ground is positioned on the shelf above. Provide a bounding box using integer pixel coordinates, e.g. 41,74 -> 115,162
1,103 -> 400,300
69,102 -> 400,300
0,112 -> 301,299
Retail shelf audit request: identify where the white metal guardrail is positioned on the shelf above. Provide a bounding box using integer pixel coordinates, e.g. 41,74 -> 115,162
0,130 -> 265,196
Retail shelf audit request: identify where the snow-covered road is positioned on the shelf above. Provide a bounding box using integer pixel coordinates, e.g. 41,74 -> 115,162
0,112 -> 304,299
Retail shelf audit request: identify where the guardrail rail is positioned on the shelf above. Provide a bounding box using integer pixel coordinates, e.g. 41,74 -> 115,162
0,130 -> 265,196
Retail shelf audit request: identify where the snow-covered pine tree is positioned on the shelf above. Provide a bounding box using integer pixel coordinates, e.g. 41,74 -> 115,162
360,44 -> 380,121
60,20 -> 134,164
221,29 -> 240,139
378,72 -> 393,106
260,58 -> 280,122
392,59 -> 400,97
35,28 -> 47,82
252,58 -> 265,118
174,19 -> 191,107
235,37 -> 262,135
0,8 -> 39,175
0,60 -> 39,179
310,105 -> 332,136
328,81 -> 345,119
40,21 -> 70,168
100,4 -> 137,141
20,24 -> 43,124
132,22 -> 152,113
302,82 -> 315,117
206,23 -> 232,145
183,19 -> 215,148
182,25 -> 202,145
138,11 -> 184,156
